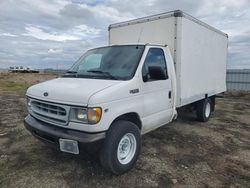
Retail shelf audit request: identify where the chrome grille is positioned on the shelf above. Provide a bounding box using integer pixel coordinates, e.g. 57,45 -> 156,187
29,98 -> 70,126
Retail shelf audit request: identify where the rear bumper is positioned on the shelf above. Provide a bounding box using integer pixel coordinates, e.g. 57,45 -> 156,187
24,115 -> 106,147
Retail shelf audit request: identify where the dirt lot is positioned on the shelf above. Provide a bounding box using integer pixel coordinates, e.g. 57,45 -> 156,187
0,73 -> 249,188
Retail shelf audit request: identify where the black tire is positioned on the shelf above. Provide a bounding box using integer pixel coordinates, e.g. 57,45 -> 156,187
196,98 -> 212,122
99,120 -> 141,175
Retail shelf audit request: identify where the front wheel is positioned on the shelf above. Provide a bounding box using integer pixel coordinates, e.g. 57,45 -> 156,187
99,120 -> 141,175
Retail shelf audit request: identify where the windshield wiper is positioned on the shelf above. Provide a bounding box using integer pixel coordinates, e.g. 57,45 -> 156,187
87,70 -> 118,80
62,71 -> 78,77
66,71 -> 77,74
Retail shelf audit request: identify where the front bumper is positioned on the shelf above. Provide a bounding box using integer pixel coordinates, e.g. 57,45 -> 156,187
24,115 -> 106,148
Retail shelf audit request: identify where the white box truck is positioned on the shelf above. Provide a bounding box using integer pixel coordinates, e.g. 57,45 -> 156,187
24,10 -> 228,174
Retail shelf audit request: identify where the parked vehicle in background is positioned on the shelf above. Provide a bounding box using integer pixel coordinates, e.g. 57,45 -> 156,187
9,66 -> 39,73
24,10 -> 228,175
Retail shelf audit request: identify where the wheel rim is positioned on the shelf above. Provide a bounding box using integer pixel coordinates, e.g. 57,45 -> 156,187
205,102 -> 211,118
117,133 -> 137,165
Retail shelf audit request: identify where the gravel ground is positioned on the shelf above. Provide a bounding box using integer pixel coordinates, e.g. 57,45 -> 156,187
0,73 -> 249,188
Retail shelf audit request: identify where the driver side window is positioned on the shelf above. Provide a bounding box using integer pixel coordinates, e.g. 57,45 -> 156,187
142,48 -> 168,82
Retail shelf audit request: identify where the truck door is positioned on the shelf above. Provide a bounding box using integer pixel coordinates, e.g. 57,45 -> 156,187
140,47 -> 173,133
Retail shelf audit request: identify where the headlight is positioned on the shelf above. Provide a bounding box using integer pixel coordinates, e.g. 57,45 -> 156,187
70,108 -> 88,122
70,107 -> 102,124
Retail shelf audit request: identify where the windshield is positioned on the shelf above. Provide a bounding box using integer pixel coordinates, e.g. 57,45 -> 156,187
64,45 -> 145,80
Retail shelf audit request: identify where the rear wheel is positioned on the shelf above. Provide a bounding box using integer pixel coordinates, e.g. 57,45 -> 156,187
99,120 -> 141,175
196,98 -> 212,122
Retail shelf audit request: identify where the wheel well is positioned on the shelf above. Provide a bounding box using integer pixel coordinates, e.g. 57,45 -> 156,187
112,113 -> 142,130
194,95 -> 215,111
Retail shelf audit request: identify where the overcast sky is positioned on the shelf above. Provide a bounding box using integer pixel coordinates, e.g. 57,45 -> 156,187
0,0 -> 249,69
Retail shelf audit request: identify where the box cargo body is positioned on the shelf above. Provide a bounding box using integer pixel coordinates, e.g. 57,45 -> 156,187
109,10 -> 228,107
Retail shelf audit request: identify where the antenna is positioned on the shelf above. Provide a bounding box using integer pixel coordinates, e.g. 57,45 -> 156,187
137,27 -> 144,44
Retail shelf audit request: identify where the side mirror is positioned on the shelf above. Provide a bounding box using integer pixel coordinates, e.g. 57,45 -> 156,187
148,65 -> 168,80
142,73 -> 148,82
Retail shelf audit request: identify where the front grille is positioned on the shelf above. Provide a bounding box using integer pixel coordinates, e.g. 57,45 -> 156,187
29,99 -> 70,126
33,112 -> 66,123
32,101 -> 66,116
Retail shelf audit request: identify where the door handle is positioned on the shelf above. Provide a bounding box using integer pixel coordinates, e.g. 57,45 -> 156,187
168,91 -> 172,99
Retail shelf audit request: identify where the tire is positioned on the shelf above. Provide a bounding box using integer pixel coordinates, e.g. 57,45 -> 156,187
99,120 -> 141,175
196,98 -> 212,122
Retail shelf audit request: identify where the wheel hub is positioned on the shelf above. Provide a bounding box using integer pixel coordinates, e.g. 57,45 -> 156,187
117,133 -> 136,165
205,102 -> 211,118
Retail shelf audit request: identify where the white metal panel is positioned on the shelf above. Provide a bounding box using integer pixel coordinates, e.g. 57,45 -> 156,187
175,17 -> 183,107
109,17 -> 176,56
109,10 -> 227,38
177,17 -> 227,106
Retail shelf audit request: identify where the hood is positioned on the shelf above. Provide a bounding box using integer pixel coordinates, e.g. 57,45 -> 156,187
26,77 -> 121,106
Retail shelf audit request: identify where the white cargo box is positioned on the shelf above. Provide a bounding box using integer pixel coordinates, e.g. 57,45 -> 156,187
109,10 -> 228,107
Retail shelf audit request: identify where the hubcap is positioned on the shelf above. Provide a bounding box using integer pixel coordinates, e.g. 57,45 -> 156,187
117,133 -> 136,165
205,102 -> 211,118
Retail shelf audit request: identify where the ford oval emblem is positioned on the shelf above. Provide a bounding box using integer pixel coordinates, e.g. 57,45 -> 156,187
43,92 -> 48,97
